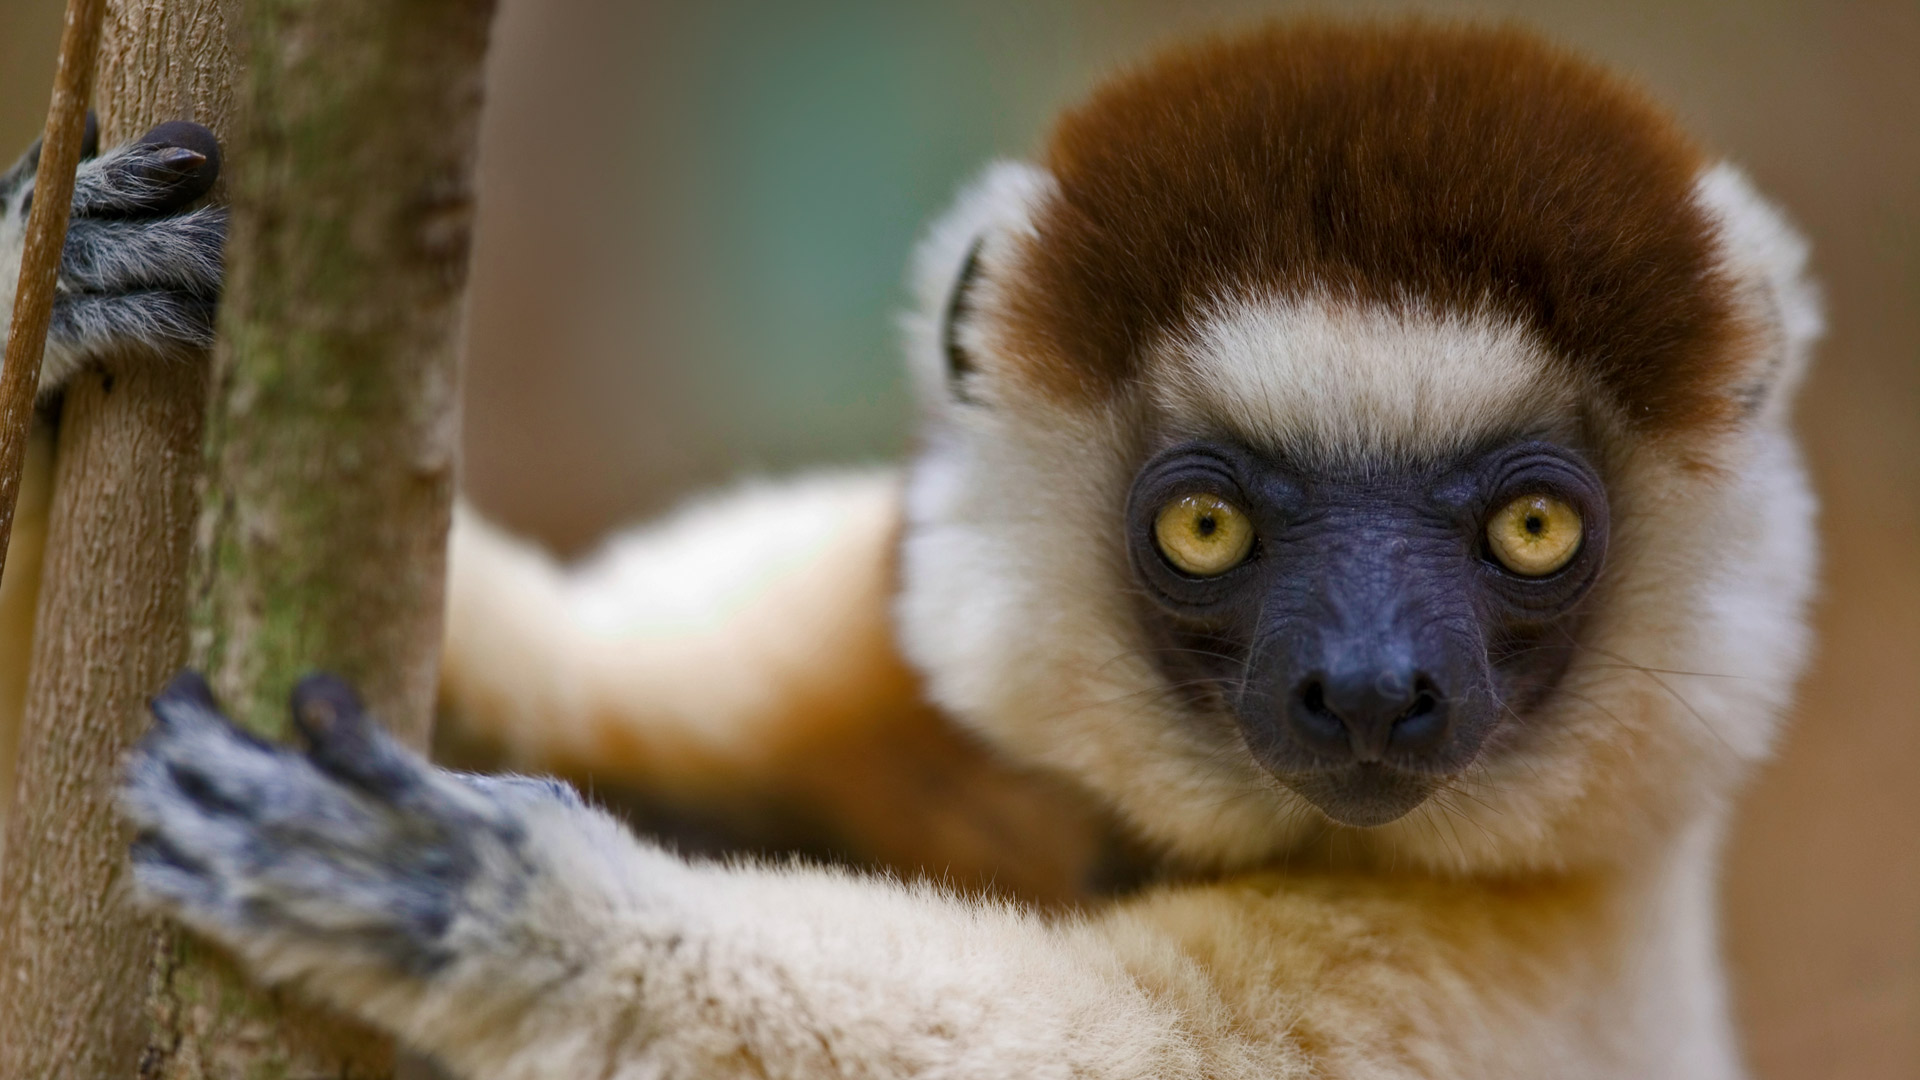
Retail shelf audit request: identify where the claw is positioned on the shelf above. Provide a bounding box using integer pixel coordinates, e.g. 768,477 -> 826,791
290,671 -> 370,744
147,671 -> 228,737
153,146 -> 207,174
291,671 -> 426,799
153,668 -> 218,715
134,120 -> 218,156
144,670 -> 275,759
75,121 -> 223,215
134,120 -> 220,191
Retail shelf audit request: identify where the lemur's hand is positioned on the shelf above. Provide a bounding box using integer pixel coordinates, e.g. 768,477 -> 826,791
121,671 -> 591,991
121,671 -> 1204,1080
0,118 -> 226,395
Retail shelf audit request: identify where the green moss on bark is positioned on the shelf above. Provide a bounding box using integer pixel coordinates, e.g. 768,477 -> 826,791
163,0 -> 497,1074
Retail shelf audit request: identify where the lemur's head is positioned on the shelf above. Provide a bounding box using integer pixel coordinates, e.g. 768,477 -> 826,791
896,21 -> 1819,874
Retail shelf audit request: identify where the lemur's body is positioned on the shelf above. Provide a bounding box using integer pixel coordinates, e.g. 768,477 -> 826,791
5,21 -> 1818,1080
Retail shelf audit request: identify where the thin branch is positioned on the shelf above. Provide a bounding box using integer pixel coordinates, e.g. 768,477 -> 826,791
0,0 -> 105,579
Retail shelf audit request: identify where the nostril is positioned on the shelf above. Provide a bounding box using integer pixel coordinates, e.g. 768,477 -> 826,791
1292,676 -> 1348,746
1400,690 -> 1437,722
1289,670 -> 1451,761
1389,677 -> 1448,748
1301,679 -> 1327,715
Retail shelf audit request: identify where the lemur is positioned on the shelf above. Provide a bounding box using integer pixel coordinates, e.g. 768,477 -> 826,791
2,20 -> 1819,1080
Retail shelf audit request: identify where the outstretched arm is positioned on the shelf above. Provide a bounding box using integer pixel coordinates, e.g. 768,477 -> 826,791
438,472 -> 915,792
123,673 -> 1283,1080
439,478 -> 1120,901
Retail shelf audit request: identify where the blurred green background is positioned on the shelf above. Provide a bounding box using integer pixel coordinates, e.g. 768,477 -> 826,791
1,1 -> 1914,1076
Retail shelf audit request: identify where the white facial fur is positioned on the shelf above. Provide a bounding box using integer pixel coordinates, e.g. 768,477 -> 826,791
895,162 -> 1821,874
1156,296 -> 1580,470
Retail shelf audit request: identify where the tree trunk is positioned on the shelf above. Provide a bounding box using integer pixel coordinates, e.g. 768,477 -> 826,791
0,1 -> 235,1076
148,0 -> 497,1075
0,0 -> 495,1073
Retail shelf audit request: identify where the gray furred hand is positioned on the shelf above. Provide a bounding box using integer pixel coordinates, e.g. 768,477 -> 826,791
0,118 -> 227,394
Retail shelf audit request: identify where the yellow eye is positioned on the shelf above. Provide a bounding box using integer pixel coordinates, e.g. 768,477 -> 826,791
1487,494 -> 1583,577
1154,493 -> 1254,577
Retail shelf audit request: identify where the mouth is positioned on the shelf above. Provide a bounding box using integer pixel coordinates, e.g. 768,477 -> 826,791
1279,764 -> 1441,828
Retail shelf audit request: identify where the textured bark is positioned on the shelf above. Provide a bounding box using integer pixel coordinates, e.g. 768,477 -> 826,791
0,2 -> 234,1076
190,0 -> 493,745
147,0 -> 497,1076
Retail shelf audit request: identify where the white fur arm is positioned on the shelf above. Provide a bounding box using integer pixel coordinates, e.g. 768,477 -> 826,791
122,672 -> 1282,1080
456,847 -> 1258,1080
439,471 -> 913,789
437,482 -> 1125,902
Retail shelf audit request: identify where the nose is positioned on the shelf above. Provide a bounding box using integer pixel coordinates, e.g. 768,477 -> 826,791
1289,666 -> 1449,763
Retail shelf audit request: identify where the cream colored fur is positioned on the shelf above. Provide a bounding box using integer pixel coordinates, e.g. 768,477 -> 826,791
438,469 -> 907,797
1157,297 -> 1583,469
192,796 -> 1667,1079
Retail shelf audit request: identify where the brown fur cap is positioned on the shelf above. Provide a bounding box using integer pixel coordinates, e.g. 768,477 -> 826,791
1003,20 -> 1741,435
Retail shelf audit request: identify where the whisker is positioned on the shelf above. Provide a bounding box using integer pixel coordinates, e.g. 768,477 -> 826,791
1567,639 -> 1731,750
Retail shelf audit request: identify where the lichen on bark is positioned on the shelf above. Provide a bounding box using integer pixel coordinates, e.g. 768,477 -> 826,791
160,0 -> 498,1073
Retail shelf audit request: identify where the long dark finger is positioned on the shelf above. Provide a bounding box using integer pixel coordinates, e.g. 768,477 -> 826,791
70,121 -> 221,217
57,207 -> 226,294
291,673 -> 434,802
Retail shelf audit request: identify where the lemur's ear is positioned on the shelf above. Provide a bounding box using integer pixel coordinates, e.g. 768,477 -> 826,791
941,238 -> 986,403
906,162 -> 1054,409
1694,163 -> 1823,426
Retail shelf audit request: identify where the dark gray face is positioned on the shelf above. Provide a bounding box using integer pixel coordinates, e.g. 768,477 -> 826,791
1125,439 -> 1610,828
